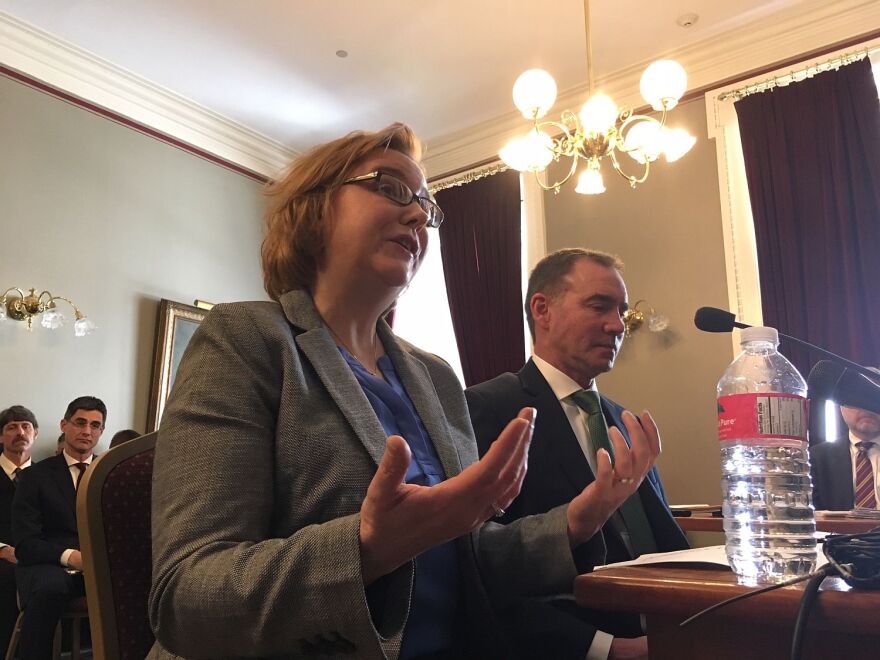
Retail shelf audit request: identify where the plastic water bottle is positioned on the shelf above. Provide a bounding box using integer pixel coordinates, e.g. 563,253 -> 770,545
717,326 -> 816,585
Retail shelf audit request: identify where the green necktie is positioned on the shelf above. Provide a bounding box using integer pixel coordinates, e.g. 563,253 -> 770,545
570,389 -> 658,556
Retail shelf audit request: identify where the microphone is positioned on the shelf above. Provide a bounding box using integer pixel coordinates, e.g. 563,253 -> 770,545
694,306 -> 878,380
693,307 -> 749,333
808,360 -> 880,415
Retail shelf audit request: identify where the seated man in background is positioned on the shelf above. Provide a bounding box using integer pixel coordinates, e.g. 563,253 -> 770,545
0,405 -> 38,653
812,394 -> 880,510
109,428 -> 141,448
467,248 -> 688,660
13,395 -> 106,659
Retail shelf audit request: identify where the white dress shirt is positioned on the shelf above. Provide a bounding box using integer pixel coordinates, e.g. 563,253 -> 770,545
849,431 -> 880,506
531,355 -> 614,660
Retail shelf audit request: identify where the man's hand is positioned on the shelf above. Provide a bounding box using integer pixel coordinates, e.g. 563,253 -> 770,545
0,546 -> 16,565
609,636 -> 649,660
567,410 -> 661,547
359,407 -> 536,585
66,550 -> 83,572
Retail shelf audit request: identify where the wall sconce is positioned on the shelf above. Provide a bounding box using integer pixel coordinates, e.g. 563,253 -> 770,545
622,300 -> 669,337
0,287 -> 96,336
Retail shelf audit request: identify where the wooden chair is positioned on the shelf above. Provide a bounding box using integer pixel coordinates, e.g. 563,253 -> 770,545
5,595 -> 89,660
77,432 -> 157,660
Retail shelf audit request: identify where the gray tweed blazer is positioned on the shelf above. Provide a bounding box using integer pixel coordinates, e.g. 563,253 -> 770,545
147,290 -> 599,660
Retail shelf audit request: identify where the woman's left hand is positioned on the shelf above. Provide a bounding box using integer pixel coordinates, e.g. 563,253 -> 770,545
359,407 -> 536,585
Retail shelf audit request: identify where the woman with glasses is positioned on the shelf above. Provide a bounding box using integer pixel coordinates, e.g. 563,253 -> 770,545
147,123 -> 660,660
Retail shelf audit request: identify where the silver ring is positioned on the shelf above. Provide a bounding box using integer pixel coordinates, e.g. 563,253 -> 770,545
491,503 -> 506,518
615,477 -> 635,485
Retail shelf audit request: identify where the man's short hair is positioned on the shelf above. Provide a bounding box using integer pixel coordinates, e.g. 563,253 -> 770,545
64,396 -> 107,426
0,405 -> 38,430
524,248 -> 624,341
109,429 -> 141,448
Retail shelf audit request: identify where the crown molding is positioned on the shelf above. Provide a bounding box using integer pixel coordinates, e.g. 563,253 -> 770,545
0,11 -> 296,179
423,0 -> 880,178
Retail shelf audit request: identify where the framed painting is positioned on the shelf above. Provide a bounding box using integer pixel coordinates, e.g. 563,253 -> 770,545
146,299 -> 209,432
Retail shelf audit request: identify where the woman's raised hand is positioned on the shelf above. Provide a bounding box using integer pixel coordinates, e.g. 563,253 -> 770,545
359,407 -> 536,584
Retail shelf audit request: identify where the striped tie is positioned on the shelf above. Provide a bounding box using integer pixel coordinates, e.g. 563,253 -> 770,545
854,441 -> 877,509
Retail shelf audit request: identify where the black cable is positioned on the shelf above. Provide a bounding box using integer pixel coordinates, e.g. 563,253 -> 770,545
821,527 -> 880,589
679,569 -> 821,627
789,565 -> 834,660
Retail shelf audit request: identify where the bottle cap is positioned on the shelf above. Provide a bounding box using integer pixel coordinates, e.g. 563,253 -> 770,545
740,326 -> 778,345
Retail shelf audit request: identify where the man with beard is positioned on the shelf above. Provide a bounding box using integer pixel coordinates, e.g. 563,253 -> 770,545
0,405 -> 38,653
466,249 -> 687,660
13,396 -> 105,659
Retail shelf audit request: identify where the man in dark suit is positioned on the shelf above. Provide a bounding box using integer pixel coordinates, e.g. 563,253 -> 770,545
0,405 -> 38,654
812,398 -> 880,511
467,248 -> 688,660
13,395 -> 106,659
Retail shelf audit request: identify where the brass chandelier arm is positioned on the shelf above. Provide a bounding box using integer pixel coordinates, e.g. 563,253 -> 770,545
534,117 -> 581,192
47,295 -> 84,319
0,287 -> 24,301
607,149 -> 650,188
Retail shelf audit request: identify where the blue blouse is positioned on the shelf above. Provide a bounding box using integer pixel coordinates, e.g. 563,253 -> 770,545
340,347 -> 461,658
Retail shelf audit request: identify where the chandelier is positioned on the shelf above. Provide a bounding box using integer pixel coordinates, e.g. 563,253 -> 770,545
499,0 -> 696,194
0,287 -> 96,336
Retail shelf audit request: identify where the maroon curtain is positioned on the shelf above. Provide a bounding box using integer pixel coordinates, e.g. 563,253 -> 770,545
435,169 -> 524,386
736,58 -> 880,378
736,59 -> 880,443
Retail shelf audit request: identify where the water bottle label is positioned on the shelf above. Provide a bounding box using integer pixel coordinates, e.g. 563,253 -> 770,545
717,393 -> 808,442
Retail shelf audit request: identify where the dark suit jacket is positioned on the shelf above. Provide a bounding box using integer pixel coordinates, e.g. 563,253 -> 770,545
12,454 -> 80,566
466,359 -> 688,656
0,472 -> 17,546
810,439 -> 854,510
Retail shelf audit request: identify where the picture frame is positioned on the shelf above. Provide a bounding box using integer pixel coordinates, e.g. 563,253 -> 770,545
146,299 -> 209,432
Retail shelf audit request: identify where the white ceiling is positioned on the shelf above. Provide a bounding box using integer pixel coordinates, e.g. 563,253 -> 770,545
0,0 -> 877,176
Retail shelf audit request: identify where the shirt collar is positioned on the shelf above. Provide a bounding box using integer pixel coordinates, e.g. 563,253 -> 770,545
849,430 -> 880,449
532,354 -> 598,403
0,453 -> 31,479
62,449 -> 93,466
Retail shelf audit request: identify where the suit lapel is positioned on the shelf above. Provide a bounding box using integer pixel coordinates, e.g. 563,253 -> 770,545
281,291 -> 389,467
829,439 -> 855,506
49,454 -> 77,516
520,360 -> 594,494
381,324 -> 462,479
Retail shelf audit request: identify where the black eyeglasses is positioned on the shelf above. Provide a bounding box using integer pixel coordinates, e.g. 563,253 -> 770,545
341,171 -> 444,228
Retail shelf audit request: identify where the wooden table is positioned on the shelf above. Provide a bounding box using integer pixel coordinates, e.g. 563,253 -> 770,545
575,564 -> 880,659
676,511 -> 880,535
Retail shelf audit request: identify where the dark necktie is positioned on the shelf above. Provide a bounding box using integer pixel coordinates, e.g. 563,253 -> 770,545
854,441 -> 877,509
570,389 -> 658,555
73,463 -> 87,491
12,468 -> 20,486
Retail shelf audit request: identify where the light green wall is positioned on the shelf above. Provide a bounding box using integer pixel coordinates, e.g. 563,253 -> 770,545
542,98 -> 732,510
0,74 -> 267,460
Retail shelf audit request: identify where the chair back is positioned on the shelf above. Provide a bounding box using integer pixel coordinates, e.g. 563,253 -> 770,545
77,431 -> 157,660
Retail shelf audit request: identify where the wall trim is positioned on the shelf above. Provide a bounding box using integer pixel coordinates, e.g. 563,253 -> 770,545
0,11 -> 296,180
423,0 -> 880,177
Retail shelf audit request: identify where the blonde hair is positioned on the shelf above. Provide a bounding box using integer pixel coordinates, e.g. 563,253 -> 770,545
261,122 -> 423,300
